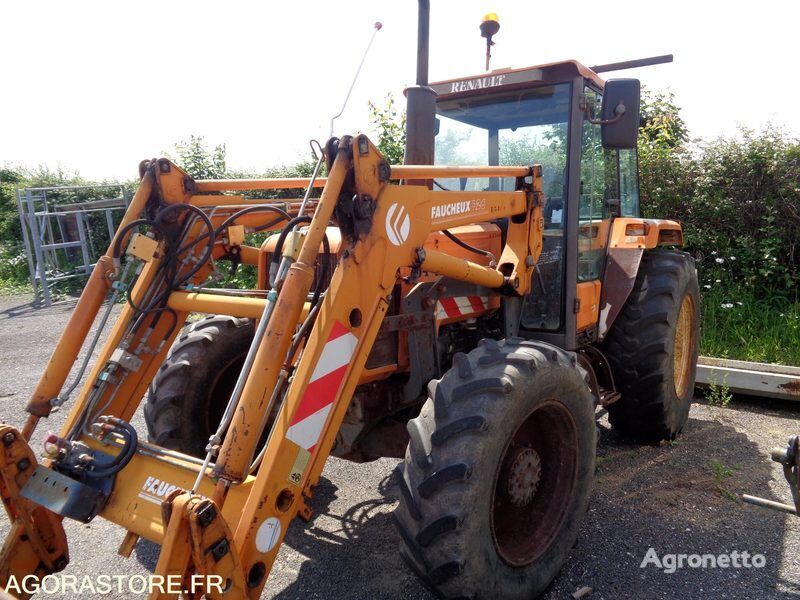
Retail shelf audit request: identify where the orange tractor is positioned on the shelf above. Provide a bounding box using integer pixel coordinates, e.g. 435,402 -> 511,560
0,5 -> 698,599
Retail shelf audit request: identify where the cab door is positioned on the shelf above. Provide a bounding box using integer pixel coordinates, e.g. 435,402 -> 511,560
576,87 -> 620,332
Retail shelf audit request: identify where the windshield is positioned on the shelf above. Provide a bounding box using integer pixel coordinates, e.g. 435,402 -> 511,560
434,83 -> 572,332
434,83 -> 571,199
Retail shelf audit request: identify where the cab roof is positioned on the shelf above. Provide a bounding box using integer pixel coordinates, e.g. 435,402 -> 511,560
429,59 -> 605,100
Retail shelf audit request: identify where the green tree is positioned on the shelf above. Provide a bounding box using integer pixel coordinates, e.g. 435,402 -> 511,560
638,88 -> 689,149
171,135 -> 227,179
368,94 -> 406,164
637,89 -> 697,224
14,165 -> 88,189
500,126 -> 568,199
433,129 -> 471,165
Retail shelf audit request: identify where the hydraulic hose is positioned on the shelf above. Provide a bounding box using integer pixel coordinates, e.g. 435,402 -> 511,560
85,418 -> 138,478
442,229 -> 496,263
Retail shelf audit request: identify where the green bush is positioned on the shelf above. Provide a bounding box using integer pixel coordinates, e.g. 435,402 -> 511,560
0,140 -> 319,293
0,169 -> 25,289
638,91 -> 799,301
0,168 -> 23,243
636,91 -> 799,364
0,165 -> 137,293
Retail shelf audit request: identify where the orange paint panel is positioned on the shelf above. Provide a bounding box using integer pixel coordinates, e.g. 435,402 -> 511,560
578,219 -> 611,252
576,280 -> 601,332
609,218 -> 683,249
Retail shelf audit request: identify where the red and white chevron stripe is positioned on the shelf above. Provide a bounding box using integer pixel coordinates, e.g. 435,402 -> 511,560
436,296 -> 490,320
286,321 -> 358,452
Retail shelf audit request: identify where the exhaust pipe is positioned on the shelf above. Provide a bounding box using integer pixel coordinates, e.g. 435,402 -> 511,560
415,0 -> 430,86
404,0 -> 436,169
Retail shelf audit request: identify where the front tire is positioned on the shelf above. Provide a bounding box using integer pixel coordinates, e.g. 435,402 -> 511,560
145,315 -> 254,457
393,338 -> 596,599
602,248 -> 700,441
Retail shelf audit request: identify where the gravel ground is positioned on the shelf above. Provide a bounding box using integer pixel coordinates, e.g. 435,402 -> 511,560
1,293 -> 800,599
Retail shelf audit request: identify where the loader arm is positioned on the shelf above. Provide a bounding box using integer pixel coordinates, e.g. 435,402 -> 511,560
0,135 -> 543,599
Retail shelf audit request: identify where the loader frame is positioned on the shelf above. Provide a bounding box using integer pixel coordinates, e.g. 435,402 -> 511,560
1,135 -> 545,598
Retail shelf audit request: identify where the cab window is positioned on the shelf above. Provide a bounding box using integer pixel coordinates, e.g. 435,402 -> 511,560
619,148 -> 640,217
578,88 -> 619,282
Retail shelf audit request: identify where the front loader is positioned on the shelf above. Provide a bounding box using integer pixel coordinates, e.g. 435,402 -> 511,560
0,5 -> 699,599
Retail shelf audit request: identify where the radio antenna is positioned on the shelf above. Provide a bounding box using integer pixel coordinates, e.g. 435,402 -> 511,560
329,21 -> 383,139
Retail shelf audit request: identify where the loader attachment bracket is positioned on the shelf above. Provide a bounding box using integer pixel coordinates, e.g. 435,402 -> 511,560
20,465 -> 110,524
0,426 -> 69,594
151,490 -> 247,599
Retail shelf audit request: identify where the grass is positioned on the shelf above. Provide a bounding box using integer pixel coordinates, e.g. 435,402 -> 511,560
709,459 -> 739,501
704,375 -> 732,419
0,277 -> 32,295
700,284 -> 800,366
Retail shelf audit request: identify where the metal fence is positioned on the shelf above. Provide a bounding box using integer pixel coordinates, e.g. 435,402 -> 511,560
15,184 -> 130,305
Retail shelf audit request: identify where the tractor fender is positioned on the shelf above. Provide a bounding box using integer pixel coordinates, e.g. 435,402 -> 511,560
598,218 -> 684,340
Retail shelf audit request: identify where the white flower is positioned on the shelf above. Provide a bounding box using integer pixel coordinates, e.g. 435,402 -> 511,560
704,284 -> 711,289
715,279 -> 721,283
721,303 -> 734,309
711,251 -> 718,255
736,301 -> 743,306
715,258 -> 724,264
729,256 -> 736,261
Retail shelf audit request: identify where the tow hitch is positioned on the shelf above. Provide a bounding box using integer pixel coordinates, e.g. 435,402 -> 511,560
743,435 -> 800,515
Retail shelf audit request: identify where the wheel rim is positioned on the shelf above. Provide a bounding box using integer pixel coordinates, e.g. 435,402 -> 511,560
491,401 -> 578,567
673,294 -> 695,398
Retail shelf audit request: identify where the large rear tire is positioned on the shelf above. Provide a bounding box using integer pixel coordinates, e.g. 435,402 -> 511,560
145,315 -> 254,457
602,248 -> 700,441
393,338 -> 595,599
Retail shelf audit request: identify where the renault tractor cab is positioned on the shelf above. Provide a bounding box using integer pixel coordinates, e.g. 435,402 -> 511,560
429,59 -> 653,350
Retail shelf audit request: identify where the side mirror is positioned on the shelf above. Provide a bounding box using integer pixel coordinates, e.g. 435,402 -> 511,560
600,79 -> 641,149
